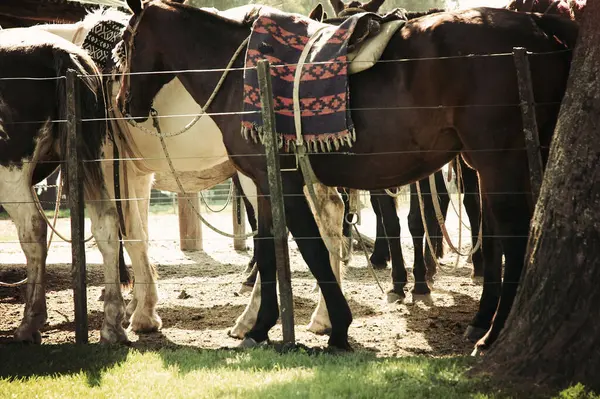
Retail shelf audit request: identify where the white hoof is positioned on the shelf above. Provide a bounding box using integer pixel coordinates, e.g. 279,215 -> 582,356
129,311 -> 162,333
307,318 -> 332,335
100,322 -> 130,344
14,327 -> 42,344
386,292 -> 405,304
412,293 -> 433,305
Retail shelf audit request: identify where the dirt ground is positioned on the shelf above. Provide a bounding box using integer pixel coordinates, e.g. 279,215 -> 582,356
0,196 -> 482,357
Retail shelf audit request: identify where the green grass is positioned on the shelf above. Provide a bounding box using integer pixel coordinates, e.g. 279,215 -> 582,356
0,345 -> 498,399
0,344 -> 597,398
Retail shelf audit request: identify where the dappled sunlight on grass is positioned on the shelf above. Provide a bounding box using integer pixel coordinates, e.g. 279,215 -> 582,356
0,344 -> 490,398
0,344 -> 597,398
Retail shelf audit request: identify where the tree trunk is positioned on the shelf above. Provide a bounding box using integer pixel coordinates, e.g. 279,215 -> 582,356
481,1 -> 600,390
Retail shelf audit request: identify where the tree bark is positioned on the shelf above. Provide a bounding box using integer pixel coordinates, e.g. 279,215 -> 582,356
482,1 -> 600,390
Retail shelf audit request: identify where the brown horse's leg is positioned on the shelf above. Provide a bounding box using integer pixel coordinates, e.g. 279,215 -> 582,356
465,196 -> 502,342
369,190 -> 392,269
372,190 -> 409,300
475,165 -> 532,349
460,163 -> 485,281
285,180 -> 352,350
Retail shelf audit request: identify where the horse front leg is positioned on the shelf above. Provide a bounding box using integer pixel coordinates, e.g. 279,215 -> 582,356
287,179 -> 352,350
1,177 -> 47,344
370,190 -> 391,269
465,205 -> 502,342
474,165 -> 531,350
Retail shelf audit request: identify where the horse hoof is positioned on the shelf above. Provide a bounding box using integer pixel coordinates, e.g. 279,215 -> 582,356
238,337 -> 268,349
412,293 -> 433,305
327,337 -> 353,352
238,283 -> 253,295
471,276 -> 484,285
386,291 -> 405,304
14,329 -> 42,344
464,325 -> 488,342
100,323 -> 130,345
307,319 -> 332,335
370,261 -> 388,270
129,312 -> 162,333
229,321 -> 252,339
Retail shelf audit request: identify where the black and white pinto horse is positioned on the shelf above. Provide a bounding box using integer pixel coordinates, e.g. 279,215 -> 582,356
0,28 -> 127,343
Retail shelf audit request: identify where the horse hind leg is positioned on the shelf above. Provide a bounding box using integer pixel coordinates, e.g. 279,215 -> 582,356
305,183 -> 346,336
122,173 -> 161,333
369,190 -> 391,269
461,164 -> 484,282
0,171 -> 48,343
373,190 -> 409,302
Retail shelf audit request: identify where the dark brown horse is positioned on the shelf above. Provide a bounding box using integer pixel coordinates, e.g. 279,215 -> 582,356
118,0 -> 575,351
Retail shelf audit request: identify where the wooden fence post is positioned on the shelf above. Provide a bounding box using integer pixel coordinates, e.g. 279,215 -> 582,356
257,59 -> 295,345
232,183 -> 247,250
66,69 -> 88,344
513,47 -> 545,203
178,193 -> 203,251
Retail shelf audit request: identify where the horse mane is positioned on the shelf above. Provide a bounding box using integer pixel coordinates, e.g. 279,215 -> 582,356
83,7 -> 131,28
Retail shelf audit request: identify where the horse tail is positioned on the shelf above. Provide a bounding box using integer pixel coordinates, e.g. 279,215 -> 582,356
530,12 -> 580,49
54,49 -> 107,203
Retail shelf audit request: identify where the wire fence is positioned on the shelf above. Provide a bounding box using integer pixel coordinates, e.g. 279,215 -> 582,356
0,47 -> 560,307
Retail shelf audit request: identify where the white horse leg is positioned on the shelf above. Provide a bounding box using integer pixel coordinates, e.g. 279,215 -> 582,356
305,183 -> 344,335
228,172 -> 260,338
0,171 -> 47,343
123,173 -> 161,332
229,272 -> 261,338
86,188 -> 128,343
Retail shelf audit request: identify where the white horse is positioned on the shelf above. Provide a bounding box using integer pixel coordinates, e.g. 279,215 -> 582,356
35,7 -> 344,340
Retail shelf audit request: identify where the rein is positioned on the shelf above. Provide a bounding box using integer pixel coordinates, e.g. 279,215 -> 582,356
149,109 -> 256,239
122,12 -> 250,138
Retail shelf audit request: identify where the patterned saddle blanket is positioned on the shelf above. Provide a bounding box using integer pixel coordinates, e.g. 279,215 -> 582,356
241,8 -> 403,153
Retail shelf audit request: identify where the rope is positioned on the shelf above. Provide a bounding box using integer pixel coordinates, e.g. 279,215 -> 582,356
200,179 -> 233,213
430,159 -> 482,258
384,187 -> 404,198
150,110 -> 256,239
124,36 -> 250,138
31,171 -> 94,245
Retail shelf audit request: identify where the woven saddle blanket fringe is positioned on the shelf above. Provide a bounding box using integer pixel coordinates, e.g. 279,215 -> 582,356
241,9 -> 379,153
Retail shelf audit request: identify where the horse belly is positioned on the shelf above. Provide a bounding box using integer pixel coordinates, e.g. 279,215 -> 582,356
125,79 -> 231,175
